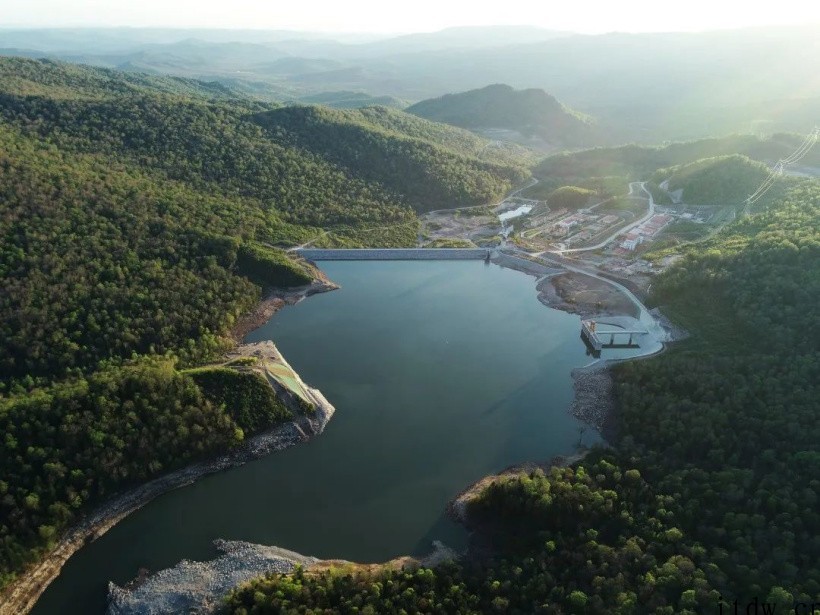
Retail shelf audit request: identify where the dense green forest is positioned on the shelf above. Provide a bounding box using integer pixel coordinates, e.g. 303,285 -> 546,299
0,56 -> 244,101
407,84 -> 595,146
225,182 -> 820,613
0,57 -> 532,591
0,359 -> 242,589
0,58 -> 528,231
186,367 -> 295,433
253,105 -> 528,212
651,155 -> 771,205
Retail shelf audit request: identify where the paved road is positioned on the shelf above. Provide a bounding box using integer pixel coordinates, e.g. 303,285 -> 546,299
548,182 -> 655,255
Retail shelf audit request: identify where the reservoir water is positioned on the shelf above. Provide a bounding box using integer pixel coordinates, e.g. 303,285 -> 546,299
34,260 -> 648,614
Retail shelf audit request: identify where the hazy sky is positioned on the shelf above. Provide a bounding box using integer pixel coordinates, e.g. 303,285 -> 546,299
2,0 -> 819,33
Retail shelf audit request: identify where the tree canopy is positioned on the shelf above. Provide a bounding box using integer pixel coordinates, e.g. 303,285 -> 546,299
0,56 -> 532,591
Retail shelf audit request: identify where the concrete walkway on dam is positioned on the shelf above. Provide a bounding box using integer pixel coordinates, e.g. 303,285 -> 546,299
297,248 -> 563,278
296,248 -> 492,260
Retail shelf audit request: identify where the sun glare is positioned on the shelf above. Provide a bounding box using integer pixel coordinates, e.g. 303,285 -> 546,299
3,0 -> 820,32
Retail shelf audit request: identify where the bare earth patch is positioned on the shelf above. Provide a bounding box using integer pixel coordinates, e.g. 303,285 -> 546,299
538,272 -> 639,319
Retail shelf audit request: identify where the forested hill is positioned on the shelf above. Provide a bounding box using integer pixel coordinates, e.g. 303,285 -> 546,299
407,83 -> 595,145
652,154 -> 771,204
0,57 -> 528,226
253,105 -> 529,212
0,56 -> 531,592
226,181 -> 820,613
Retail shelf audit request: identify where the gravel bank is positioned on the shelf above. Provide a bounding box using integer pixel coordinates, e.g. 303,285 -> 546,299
107,541 -> 318,615
569,366 -> 615,434
537,272 -> 640,319
108,538 -> 461,615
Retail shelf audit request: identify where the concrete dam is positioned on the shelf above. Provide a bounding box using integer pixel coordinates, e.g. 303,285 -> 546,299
296,248 -> 492,260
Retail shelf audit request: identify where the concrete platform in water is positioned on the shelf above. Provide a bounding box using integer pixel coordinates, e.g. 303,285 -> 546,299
581,320 -> 646,356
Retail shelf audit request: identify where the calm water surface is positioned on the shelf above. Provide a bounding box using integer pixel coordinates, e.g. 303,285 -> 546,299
35,260 -> 646,614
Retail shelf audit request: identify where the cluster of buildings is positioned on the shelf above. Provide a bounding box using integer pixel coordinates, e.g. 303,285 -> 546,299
525,207 -> 567,230
549,213 -> 621,241
618,214 -> 673,251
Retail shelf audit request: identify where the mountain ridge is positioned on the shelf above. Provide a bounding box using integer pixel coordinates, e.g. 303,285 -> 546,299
407,83 -> 596,146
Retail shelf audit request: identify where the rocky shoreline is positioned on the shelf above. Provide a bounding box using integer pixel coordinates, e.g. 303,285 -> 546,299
107,541 -> 459,614
446,452 -> 590,529
0,279 -> 338,615
230,271 -> 339,343
569,365 -> 615,436
108,540 -> 319,615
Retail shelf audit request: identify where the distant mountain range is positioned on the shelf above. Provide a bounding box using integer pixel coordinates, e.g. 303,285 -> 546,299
1,25 -> 818,142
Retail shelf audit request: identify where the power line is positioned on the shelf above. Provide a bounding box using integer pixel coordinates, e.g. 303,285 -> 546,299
744,126 -> 819,211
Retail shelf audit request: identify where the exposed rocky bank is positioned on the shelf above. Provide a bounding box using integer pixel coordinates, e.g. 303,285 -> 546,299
107,540 -> 460,614
107,541 -> 318,615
